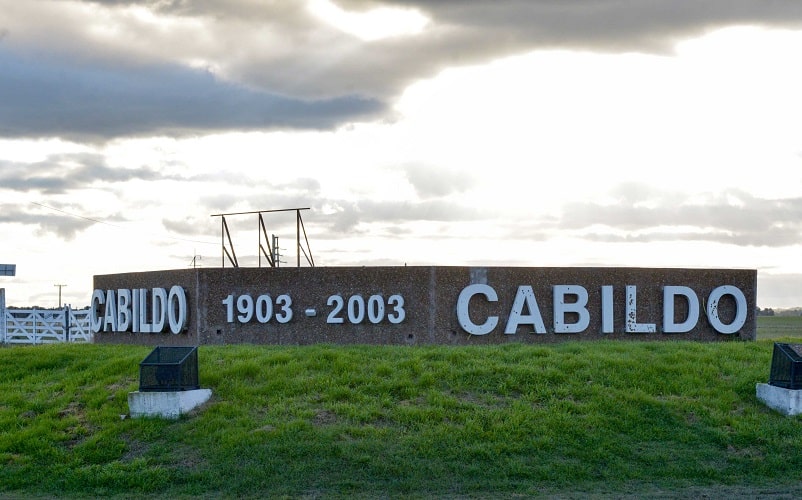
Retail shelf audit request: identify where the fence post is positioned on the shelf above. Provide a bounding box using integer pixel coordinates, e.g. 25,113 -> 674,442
65,304 -> 71,343
0,288 -> 6,344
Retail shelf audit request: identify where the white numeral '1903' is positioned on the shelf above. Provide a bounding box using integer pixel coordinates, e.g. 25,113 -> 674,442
326,294 -> 405,324
222,293 -> 293,324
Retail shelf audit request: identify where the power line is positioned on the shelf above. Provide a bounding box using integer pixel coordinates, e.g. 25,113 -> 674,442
31,201 -> 217,246
31,201 -> 123,228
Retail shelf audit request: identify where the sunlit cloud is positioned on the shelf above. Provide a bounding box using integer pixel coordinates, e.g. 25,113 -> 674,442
307,0 -> 429,41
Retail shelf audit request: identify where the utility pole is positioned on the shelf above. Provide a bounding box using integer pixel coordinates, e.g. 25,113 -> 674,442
54,284 -> 67,307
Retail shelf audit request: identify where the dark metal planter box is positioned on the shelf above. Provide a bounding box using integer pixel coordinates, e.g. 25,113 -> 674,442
139,346 -> 200,392
769,343 -> 802,390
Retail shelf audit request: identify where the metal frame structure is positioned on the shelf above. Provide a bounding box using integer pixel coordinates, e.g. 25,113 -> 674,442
210,208 -> 315,268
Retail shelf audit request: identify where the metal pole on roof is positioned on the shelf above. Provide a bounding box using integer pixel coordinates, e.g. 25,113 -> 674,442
297,209 -> 301,268
210,209 -> 311,268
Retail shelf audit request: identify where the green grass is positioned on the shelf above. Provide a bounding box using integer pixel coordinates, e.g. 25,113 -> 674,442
1,324 -> 802,497
757,315 -> 802,340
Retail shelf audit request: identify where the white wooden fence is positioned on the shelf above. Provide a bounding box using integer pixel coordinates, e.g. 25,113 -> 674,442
1,289 -> 92,344
2,307 -> 93,344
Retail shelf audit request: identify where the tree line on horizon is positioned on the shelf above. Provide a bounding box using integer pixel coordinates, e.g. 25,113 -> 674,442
757,307 -> 802,317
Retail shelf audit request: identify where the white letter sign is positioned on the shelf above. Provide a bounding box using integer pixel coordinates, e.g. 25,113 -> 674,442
626,285 -> 656,333
663,286 -> 699,333
553,285 -> 589,334
505,285 -> 546,334
457,284 -> 498,336
706,285 -> 747,334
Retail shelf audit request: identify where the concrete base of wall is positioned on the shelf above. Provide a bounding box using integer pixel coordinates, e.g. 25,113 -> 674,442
756,383 -> 802,416
128,388 -> 212,419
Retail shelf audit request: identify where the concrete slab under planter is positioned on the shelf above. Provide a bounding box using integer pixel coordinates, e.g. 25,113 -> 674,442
128,388 -> 212,419
756,383 -> 802,416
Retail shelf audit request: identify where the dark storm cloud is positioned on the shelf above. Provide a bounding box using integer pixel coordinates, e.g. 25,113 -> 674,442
220,0 -> 802,103
0,49 -> 385,141
5,0 -> 802,140
558,188 -> 802,247
0,153 -> 178,194
377,0 -> 802,47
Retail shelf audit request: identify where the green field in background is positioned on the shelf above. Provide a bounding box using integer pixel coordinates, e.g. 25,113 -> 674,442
758,315 -> 802,340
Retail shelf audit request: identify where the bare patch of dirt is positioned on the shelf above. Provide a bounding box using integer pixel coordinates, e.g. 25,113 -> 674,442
313,409 -> 337,426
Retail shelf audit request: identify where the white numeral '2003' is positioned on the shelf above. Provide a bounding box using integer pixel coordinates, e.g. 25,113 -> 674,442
326,294 -> 405,324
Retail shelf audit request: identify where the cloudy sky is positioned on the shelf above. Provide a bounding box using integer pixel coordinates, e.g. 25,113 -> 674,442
2,0 -> 802,308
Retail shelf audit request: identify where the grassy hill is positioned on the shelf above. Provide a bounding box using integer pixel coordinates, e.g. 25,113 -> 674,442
1,318 -> 802,497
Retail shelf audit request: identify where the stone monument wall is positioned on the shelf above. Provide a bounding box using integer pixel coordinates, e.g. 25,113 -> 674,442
92,266 -> 757,345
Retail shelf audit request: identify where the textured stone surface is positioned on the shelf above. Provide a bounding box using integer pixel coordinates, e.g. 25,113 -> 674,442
94,266 -> 756,345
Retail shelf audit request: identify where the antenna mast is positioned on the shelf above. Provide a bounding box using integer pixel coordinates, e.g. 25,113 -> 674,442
190,250 -> 203,268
